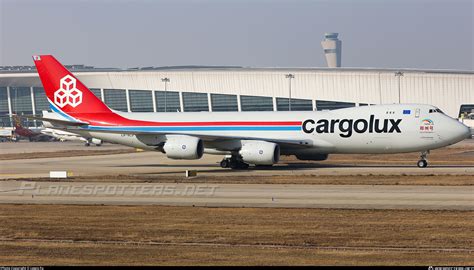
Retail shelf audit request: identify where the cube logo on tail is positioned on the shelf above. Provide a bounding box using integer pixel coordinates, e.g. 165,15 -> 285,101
54,75 -> 82,108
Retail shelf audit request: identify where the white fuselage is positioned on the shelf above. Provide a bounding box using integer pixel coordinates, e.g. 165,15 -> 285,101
68,104 -> 470,155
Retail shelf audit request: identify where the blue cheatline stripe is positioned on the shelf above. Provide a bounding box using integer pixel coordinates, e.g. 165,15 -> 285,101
86,126 -> 301,132
48,101 -> 78,122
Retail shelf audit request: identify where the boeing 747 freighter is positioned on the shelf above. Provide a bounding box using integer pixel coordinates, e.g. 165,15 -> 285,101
25,55 -> 470,169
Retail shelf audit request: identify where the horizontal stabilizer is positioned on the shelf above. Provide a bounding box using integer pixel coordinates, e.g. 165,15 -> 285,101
14,114 -> 89,126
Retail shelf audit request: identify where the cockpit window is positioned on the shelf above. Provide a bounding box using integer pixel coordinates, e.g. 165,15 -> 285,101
429,108 -> 444,114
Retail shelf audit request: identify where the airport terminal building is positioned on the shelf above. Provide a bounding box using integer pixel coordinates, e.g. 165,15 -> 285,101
0,65 -> 473,127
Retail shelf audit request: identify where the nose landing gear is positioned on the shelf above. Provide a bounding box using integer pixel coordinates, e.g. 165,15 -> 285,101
417,159 -> 427,168
417,151 -> 429,168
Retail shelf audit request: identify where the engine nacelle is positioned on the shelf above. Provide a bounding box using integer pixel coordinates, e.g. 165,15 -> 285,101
295,153 -> 329,161
163,135 -> 204,160
239,140 -> 280,165
91,138 -> 102,145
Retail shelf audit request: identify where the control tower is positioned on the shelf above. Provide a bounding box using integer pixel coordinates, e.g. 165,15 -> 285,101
321,32 -> 342,68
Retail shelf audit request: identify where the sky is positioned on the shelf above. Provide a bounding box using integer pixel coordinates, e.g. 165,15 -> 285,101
0,0 -> 473,69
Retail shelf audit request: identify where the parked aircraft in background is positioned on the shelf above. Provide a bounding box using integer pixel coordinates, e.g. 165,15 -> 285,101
25,55 -> 471,169
40,111 -> 102,146
11,115 -> 52,142
40,128 -> 102,146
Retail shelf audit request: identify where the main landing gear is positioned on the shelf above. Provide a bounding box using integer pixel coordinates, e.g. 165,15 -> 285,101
417,151 -> 429,168
220,156 -> 249,169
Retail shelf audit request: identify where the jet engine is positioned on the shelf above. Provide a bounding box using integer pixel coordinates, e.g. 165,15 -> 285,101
239,140 -> 280,165
163,135 -> 204,160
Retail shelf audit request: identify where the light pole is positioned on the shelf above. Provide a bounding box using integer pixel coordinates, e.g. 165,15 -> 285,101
161,77 -> 170,112
394,71 -> 404,104
285,74 -> 295,111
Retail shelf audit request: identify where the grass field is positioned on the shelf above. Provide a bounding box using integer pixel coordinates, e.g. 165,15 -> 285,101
0,205 -> 472,265
0,149 -> 135,160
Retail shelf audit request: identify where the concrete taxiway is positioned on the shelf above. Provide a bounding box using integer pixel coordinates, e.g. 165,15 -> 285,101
1,150 -> 474,180
1,140 -> 473,179
0,180 -> 472,210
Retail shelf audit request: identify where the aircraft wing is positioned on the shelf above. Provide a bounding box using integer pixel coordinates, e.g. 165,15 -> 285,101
15,114 -> 89,126
63,126 -> 325,148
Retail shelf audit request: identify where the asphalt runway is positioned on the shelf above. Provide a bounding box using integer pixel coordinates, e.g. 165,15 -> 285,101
0,180 -> 473,210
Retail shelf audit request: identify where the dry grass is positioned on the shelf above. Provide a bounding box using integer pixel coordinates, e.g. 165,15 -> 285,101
0,149 -> 136,160
2,241 -> 472,266
0,204 -> 472,265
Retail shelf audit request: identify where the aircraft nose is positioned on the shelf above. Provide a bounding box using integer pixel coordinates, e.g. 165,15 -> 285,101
451,120 -> 471,141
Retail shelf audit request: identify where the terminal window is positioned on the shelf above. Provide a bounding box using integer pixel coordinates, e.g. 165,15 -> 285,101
129,90 -> 153,112
240,95 -> 273,111
90,88 -> 102,100
10,87 -> 34,127
276,98 -> 313,111
104,89 -> 128,112
0,87 -> 11,127
316,100 -> 355,111
182,92 -> 209,112
155,91 -> 180,112
33,87 -> 49,114
211,94 -> 238,112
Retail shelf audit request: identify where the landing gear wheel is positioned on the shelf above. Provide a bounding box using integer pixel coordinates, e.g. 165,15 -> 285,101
417,159 -> 428,168
220,159 -> 230,168
417,150 -> 429,168
221,155 -> 250,170
84,142 -> 90,147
